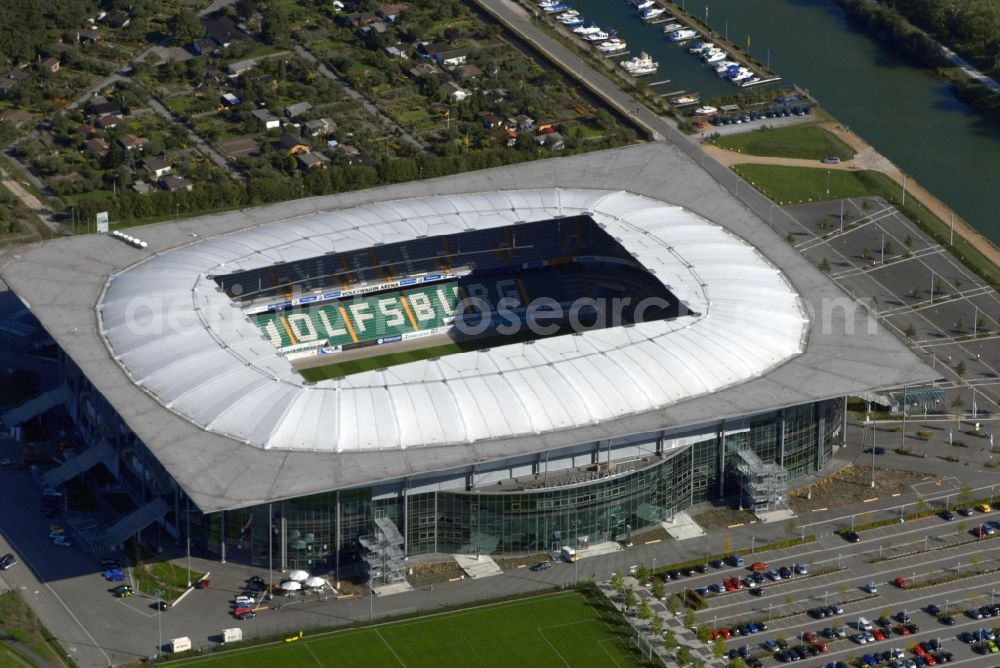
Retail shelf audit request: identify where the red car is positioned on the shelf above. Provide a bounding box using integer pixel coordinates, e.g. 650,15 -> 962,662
721,628 -> 732,639
750,562 -> 769,572
895,576 -> 908,589
925,655 -> 937,666
724,580 -> 736,592
873,629 -> 885,641
973,526 -> 989,538
233,606 -> 252,617
894,625 -> 910,636
813,643 -> 827,653
803,632 -> 818,643
914,645 -> 926,656
711,629 -> 721,640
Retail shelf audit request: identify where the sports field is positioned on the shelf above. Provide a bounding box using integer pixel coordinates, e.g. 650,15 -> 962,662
167,591 -> 647,667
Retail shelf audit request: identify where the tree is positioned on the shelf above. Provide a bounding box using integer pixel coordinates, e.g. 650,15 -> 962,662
664,630 -> 678,651
713,637 -> 726,659
169,9 -> 203,46
818,257 -> 831,273
785,594 -> 795,607
668,593 -> 683,617
955,317 -> 967,332
611,570 -> 625,595
976,315 -> 987,333
731,659 -> 745,668
903,233 -> 913,248
863,246 -> 872,260
651,613 -> 663,637
623,587 -> 638,615
696,626 -> 713,643
677,646 -> 692,666
636,566 -> 651,584
955,361 -> 966,376
786,232 -> 794,244
883,240 -> 895,255
684,609 -> 697,629
904,323 -> 916,339
960,483 -> 975,506
653,579 -> 665,601
639,596 -> 653,621
722,537 -> 733,556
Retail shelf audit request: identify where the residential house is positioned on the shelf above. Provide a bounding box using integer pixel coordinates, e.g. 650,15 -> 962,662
408,62 -> 441,80
513,115 -> 535,132
3,70 -> 30,83
458,64 -> 482,82
132,180 -> 151,195
190,39 -> 216,56
77,29 -> 103,43
0,79 -> 16,99
118,134 -> 148,151
435,48 -> 470,69
227,59 -> 258,76
335,144 -> 361,159
85,138 -> 110,159
39,58 -> 60,73
142,157 -> 171,179
221,92 -> 241,106
279,132 -> 310,155
342,12 -> 379,27
252,109 -> 280,130
303,118 -> 336,136
202,15 -> 245,48
96,116 -> 120,130
495,127 -> 518,147
284,102 -> 313,120
385,46 -> 407,59
106,11 -> 131,29
89,100 -> 122,118
359,21 -> 388,36
479,112 -> 504,129
483,88 -> 508,105
160,175 -> 194,192
420,42 -> 454,58
439,82 -> 469,102
296,151 -> 330,171
533,131 -> 564,150
378,3 -> 406,21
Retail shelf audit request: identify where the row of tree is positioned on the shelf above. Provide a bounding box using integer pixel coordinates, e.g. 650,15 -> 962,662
833,0 -> 947,69
883,0 -> 1000,78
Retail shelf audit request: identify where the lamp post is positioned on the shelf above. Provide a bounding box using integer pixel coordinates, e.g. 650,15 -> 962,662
751,536 -> 756,554
186,497 -> 191,588
154,589 -> 163,663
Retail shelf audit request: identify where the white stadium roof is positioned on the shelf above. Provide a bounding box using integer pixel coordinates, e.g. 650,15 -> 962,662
1,142 -> 938,511
99,190 -> 808,453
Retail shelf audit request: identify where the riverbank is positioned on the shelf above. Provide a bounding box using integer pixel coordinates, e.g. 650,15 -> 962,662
703,121 -> 1000,275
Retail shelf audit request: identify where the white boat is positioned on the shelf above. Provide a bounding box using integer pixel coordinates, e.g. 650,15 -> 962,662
556,10 -> 579,20
598,38 -> 627,52
688,41 -> 713,54
693,106 -> 718,116
585,30 -> 610,42
620,52 -> 654,70
562,16 -> 584,26
629,64 -> 658,76
634,0 -> 655,9
538,0 -> 561,8
543,3 -> 570,13
662,23 -> 683,33
715,60 -> 738,74
671,94 -> 699,105
741,77 -> 761,86
704,50 -> 726,63
573,22 -> 601,34
641,7 -> 666,20
730,67 -> 754,82
669,29 -> 698,42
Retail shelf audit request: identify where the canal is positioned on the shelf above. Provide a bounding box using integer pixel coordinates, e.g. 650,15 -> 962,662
561,0 -> 1000,245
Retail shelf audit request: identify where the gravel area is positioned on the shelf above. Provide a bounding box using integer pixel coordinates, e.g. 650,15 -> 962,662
788,466 -> 930,512
692,507 -> 758,531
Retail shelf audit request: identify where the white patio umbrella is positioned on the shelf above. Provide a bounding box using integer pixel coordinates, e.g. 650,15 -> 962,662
304,576 -> 326,588
281,580 -> 302,591
287,569 -> 309,582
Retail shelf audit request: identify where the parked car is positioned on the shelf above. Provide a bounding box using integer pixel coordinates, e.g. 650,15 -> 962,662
894,576 -> 908,589
958,507 -> 974,516
843,531 -> 861,543
113,584 -> 133,598
941,510 -> 956,521
0,553 -> 16,570
530,562 -> 552,571
750,562 -> 769,572
976,503 -> 992,513
794,563 -> 807,575
52,536 -> 72,547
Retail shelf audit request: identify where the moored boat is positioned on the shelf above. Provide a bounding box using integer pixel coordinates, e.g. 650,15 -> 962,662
693,105 -> 718,116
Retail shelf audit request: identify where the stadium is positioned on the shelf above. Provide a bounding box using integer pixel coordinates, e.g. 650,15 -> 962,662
0,143 -> 937,578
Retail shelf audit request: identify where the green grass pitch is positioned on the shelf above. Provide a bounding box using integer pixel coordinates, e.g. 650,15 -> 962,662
167,591 -> 648,667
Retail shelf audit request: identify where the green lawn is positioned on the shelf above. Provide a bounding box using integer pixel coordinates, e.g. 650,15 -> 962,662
734,164 -> 1000,287
712,124 -> 855,161
733,164 -> 874,204
0,591 -> 70,667
298,342 -> 465,382
168,591 -> 646,667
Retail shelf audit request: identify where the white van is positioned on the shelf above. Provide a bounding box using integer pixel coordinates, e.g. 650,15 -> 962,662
857,617 -> 873,631
561,546 -> 578,563
234,595 -> 255,607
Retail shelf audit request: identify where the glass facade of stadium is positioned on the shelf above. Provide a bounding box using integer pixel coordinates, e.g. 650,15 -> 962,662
57,355 -> 841,569
189,399 -> 843,570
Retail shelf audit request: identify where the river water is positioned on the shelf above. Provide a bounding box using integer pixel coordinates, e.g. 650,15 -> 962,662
563,0 -> 1000,245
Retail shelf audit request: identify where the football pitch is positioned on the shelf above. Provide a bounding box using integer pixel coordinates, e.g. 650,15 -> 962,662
168,591 -> 648,667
